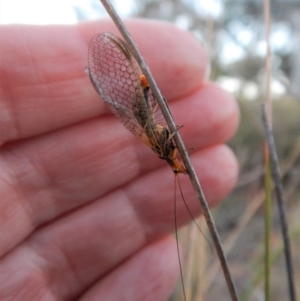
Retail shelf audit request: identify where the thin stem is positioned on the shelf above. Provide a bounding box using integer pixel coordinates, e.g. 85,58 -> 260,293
263,0 -> 272,299
99,1 -> 239,300
264,149 -> 272,301
262,105 -> 297,301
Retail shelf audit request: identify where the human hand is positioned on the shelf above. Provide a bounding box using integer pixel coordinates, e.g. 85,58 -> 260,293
0,20 -> 239,301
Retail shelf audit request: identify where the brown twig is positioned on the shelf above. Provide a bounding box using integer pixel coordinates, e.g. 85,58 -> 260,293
98,1 -> 239,300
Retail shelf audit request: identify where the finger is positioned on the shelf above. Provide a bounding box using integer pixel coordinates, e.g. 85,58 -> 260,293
0,82 -> 238,255
0,145 -> 238,297
1,236 -> 178,301
0,20 -> 207,144
80,237 -> 179,301
174,82 -> 240,149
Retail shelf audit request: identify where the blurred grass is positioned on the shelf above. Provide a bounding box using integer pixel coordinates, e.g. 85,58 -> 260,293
211,97 -> 300,301
230,98 -> 300,169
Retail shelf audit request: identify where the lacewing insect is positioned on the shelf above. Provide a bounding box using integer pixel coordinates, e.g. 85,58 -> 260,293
86,32 -> 187,175
86,32 -> 194,300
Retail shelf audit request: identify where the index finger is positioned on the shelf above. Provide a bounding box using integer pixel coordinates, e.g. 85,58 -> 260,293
0,19 -> 207,145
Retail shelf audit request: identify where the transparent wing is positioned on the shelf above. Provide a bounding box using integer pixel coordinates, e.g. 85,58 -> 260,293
88,32 -> 152,138
87,32 -> 186,174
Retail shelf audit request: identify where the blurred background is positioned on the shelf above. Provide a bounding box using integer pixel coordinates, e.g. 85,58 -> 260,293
1,0 -> 299,300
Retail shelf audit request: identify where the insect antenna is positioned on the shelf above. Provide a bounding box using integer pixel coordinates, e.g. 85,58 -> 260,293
176,174 -> 213,251
174,174 -> 187,301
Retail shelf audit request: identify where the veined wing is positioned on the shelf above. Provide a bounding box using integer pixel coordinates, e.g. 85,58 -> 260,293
88,32 -> 161,143
87,32 -> 186,174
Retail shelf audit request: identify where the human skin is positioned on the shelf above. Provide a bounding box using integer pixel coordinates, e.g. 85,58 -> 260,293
0,20 -> 239,301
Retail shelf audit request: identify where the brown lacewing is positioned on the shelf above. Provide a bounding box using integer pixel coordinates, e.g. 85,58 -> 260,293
86,32 -> 194,300
86,32 -> 186,175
